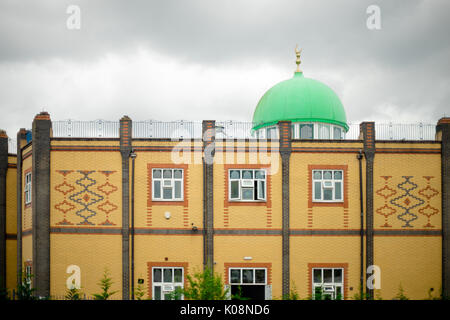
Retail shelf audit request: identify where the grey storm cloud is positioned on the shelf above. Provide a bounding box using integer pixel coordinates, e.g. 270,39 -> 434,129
0,0 -> 449,140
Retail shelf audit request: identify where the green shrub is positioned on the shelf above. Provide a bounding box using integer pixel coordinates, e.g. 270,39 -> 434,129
93,268 -> 118,300
169,266 -> 229,300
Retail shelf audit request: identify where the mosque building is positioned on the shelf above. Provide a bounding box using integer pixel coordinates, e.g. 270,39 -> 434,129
0,50 -> 449,300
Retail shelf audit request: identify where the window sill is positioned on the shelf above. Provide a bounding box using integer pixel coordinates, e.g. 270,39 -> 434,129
227,201 -> 267,206
150,200 -> 186,206
310,201 -> 345,207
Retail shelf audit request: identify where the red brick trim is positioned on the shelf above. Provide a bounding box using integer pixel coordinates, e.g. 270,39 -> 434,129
308,165 -> 348,208
146,262 -> 189,299
224,164 -> 272,208
224,262 -> 272,285
147,164 -> 189,207
307,263 -> 349,299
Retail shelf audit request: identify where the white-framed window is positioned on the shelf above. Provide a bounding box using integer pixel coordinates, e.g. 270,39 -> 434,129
312,170 -> 343,202
229,169 -> 266,202
24,172 -> 32,205
152,267 -> 184,300
152,168 -> 183,201
229,268 -> 267,285
312,268 -> 344,300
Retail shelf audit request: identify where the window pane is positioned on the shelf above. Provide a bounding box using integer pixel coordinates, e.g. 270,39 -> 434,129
323,269 -> 332,283
255,170 -> 265,179
153,181 -> 161,198
154,286 -> 161,300
333,127 -> 342,140
255,269 -> 266,284
242,269 -> 253,283
163,187 -> 172,200
323,171 -> 332,179
230,181 -> 239,199
175,181 -> 182,199
313,171 -> 322,180
336,286 -> 342,300
242,188 -> 253,200
163,269 -> 172,282
174,269 -> 183,283
153,169 -> 162,179
334,171 -> 342,180
314,182 -> 322,200
153,268 -> 162,282
230,269 -> 240,284
300,124 -> 313,139
242,170 -> 253,179
174,169 -> 183,179
230,170 -> 240,179
324,189 -> 333,200
163,170 -> 172,179
319,124 -> 330,139
258,181 -> 265,200
334,269 -> 342,283
313,269 -> 322,283
335,182 -> 342,200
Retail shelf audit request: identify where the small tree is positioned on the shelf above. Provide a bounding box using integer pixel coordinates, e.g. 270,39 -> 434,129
16,271 -> 36,300
394,283 -> 409,300
313,286 -> 323,300
65,279 -> 83,300
171,266 -> 229,300
282,282 -> 300,300
134,282 -> 147,300
93,268 -> 118,300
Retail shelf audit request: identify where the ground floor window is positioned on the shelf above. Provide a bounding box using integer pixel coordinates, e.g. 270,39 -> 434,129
229,268 -> 267,300
152,267 -> 184,300
312,267 -> 344,300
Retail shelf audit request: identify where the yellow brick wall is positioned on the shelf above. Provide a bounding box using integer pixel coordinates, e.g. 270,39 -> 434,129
373,153 -> 441,229
213,151 -> 282,229
290,151 -> 361,230
6,239 -> 17,291
134,151 -> 203,229
50,150 -> 122,227
214,236 -> 282,298
291,236 -> 360,299
374,236 -> 441,299
134,235 -> 203,298
22,235 -> 32,267
50,234 -> 122,299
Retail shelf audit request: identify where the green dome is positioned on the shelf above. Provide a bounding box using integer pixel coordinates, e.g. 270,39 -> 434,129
252,72 -> 348,131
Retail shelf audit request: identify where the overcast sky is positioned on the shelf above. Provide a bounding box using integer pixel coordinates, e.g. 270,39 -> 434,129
0,0 -> 449,139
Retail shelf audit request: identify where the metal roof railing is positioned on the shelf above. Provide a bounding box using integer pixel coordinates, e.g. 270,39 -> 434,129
37,120 -> 440,141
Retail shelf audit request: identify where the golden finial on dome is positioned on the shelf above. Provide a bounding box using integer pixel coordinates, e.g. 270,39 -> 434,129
295,44 -> 302,72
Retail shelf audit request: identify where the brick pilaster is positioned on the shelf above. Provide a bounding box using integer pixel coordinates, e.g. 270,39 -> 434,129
278,121 -> 291,299
32,112 -> 52,298
120,115 -> 132,300
360,121 -> 375,299
0,130 -> 8,290
202,120 -> 215,271
437,117 -> 450,298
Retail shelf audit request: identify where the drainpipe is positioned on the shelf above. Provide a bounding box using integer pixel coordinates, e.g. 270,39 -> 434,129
357,150 -> 364,299
130,150 -> 137,299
